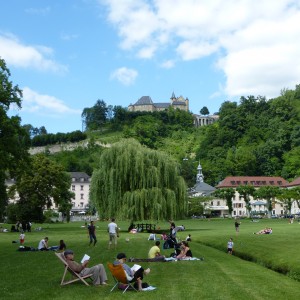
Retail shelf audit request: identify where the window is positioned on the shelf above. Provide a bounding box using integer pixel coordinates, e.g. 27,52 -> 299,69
217,201 -> 220,206
72,178 -> 76,182
80,194 -> 84,200
72,202 -> 75,207
80,202 -> 84,207
72,185 -> 75,191
233,211 -> 236,215
80,185 -> 84,191
211,201 -> 213,205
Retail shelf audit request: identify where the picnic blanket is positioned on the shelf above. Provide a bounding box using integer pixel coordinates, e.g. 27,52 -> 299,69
164,257 -> 203,262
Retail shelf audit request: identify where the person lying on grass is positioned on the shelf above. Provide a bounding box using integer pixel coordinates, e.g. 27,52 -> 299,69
113,253 -> 150,291
176,241 -> 193,259
64,249 -> 108,286
253,227 -> 273,235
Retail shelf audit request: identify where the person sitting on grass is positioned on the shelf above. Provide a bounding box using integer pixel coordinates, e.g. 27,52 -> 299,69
64,249 -> 108,286
176,241 -> 192,260
113,253 -> 150,291
57,240 -> 67,252
148,241 -> 165,261
38,237 -> 49,251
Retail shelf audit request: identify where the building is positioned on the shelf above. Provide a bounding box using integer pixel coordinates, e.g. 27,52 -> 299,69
193,114 -> 219,127
128,92 -> 189,112
189,162 -> 216,197
69,172 -> 91,214
213,176 -> 289,217
5,172 -> 91,216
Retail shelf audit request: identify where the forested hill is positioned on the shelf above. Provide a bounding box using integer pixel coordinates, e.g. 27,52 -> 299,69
46,85 -> 300,187
197,87 -> 300,185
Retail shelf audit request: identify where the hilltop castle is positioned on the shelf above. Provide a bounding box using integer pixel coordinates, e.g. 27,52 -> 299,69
128,92 -> 189,112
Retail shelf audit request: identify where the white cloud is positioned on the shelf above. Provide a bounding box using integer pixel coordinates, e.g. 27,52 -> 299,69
100,0 -> 300,98
60,33 -> 79,41
160,60 -> 175,69
0,34 -> 67,73
24,6 -> 51,15
110,67 -> 138,86
21,87 -> 81,116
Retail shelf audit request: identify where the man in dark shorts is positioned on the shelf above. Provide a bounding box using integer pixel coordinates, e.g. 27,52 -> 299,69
88,221 -> 97,246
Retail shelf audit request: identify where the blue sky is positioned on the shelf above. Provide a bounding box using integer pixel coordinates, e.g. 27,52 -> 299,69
2,0 -> 300,133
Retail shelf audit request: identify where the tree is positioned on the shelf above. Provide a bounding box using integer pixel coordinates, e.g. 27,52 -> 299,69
0,58 -> 30,221
82,99 -> 108,131
90,139 -> 187,221
254,186 -> 281,217
123,115 -> 165,149
213,188 -> 235,215
236,185 -> 256,217
200,106 -> 210,115
277,189 -> 295,215
8,154 -> 74,222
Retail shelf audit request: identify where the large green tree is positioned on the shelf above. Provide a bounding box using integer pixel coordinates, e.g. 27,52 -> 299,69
213,188 -> 235,215
8,154 -> 74,222
0,58 -> 30,221
90,139 -> 187,221
82,99 -> 108,131
236,185 -> 256,216
254,186 -> 281,217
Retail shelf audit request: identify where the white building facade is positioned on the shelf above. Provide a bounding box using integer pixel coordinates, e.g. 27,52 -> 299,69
208,176 -> 300,217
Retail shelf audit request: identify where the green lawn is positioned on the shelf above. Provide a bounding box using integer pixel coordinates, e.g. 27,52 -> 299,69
1,218 -> 300,300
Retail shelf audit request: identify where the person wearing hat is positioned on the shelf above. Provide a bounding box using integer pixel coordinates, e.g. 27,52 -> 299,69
64,249 -> 108,286
113,253 -> 150,291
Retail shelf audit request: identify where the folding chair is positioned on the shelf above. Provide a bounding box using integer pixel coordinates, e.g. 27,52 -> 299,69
107,263 -> 138,293
55,252 -> 92,286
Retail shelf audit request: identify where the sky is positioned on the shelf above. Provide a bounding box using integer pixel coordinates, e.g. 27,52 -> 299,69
1,0 -> 300,134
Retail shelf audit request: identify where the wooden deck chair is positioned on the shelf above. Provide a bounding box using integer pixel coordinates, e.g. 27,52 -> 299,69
107,263 -> 138,293
55,252 -> 92,286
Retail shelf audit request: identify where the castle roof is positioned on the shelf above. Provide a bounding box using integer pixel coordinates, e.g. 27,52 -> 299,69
154,103 -> 170,108
134,96 -> 153,105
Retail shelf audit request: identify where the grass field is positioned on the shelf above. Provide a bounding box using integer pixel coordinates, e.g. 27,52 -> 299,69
1,218 -> 300,300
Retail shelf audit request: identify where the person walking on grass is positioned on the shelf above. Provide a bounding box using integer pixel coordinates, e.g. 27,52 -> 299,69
88,221 -> 97,246
227,237 -> 234,255
108,218 -> 119,249
235,220 -> 241,234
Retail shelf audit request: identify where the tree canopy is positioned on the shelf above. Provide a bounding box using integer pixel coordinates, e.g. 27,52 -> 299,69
8,154 -> 74,223
90,139 -> 187,221
0,58 -> 30,221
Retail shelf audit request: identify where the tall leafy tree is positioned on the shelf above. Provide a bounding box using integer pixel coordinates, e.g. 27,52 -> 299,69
0,58 -> 30,221
8,154 -> 74,222
200,106 -> 210,115
277,189 -> 295,215
213,188 -> 235,215
90,139 -> 187,221
236,185 -> 256,216
82,99 -> 108,131
255,186 -> 281,217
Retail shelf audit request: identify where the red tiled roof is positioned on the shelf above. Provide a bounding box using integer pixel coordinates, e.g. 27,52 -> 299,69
285,177 -> 300,187
216,176 -> 288,188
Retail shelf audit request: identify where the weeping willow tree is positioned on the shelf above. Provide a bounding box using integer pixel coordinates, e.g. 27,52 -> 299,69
90,139 -> 187,221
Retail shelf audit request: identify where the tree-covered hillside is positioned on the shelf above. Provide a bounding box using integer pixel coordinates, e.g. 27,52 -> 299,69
46,86 -> 300,187
197,89 -> 300,185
